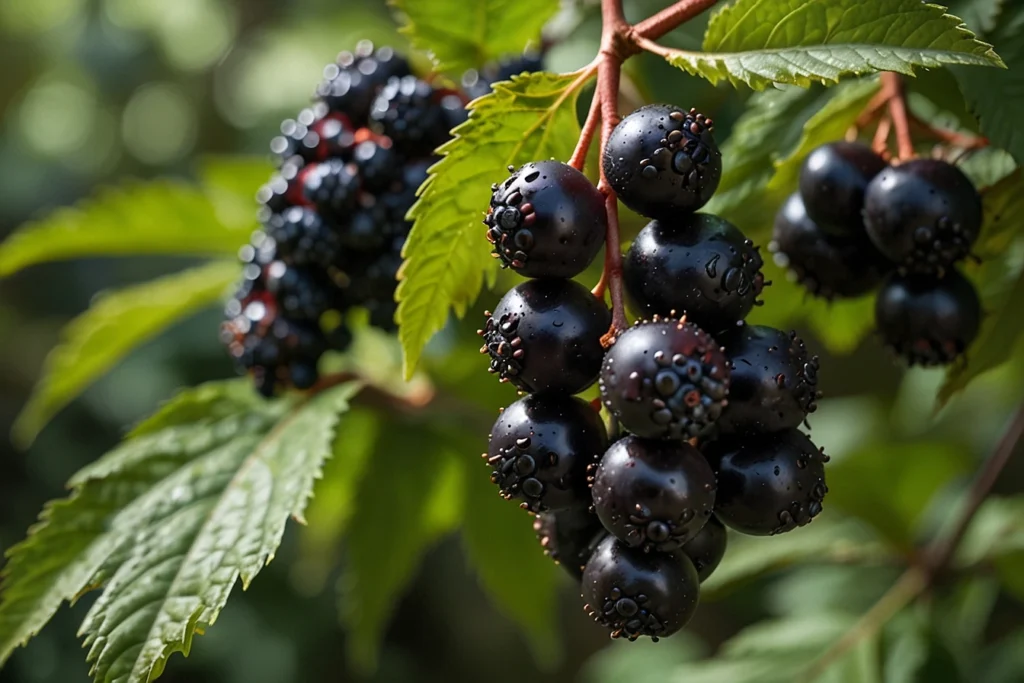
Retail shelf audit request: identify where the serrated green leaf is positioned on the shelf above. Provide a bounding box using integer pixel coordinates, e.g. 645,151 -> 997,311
12,261 -> 240,447
0,182 -> 252,278
659,0 -> 1002,90
397,71 -> 587,378
391,0 -> 555,74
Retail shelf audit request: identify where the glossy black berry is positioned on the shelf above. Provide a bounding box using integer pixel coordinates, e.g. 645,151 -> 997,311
256,158 -> 306,216
264,261 -> 334,321
262,206 -> 340,268
350,136 -> 401,193
799,141 -> 886,237
603,104 -> 722,219
486,394 -> 609,513
462,51 -> 545,99
704,429 -> 829,536
534,507 -> 608,580
302,159 -> 360,222
222,307 -> 328,398
582,535 -> 700,641
624,213 -> 767,334
771,193 -> 892,299
591,436 -> 717,552
316,41 -> 411,125
370,76 -> 459,156
484,161 -> 606,278
270,106 -> 356,166
480,278 -> 610,394
681,514 -> 727,582
875,269 -> 981,366
716,325 -> 821,437
599,318 -> 729,440
864,159 -> 982,273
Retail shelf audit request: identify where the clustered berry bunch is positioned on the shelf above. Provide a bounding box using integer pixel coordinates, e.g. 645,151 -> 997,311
482,103 -> 829,642
772,142 -> 983,366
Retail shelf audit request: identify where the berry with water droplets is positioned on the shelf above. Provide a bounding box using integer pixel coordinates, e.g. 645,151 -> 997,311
624,213 -> 767,334
600,318 -> 729,440
534,507 -> 608,580
316,41 -> 411,124
582,535 -> 700,641
486,393 -> 609,513
480,278 -> 610,394
799,141 -> 886,237
591,435 -> 717,552
875,269 -> 981,366
704,429 -> 829,536
681,514 -> 727,582
716,324 -> 821,436
484,161 -> 607,278
602,104 -> 722,219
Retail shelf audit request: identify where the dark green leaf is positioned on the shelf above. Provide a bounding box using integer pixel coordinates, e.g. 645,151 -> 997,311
948,0 -> 1006,35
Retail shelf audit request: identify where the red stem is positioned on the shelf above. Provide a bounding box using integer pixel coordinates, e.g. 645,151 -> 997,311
569,81 -> 603,172
883,72 -> 915,162
634,0 -> 721,40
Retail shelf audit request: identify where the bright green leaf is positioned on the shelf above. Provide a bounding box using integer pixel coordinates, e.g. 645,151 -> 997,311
12,260 -> 240,447
391,0 -> 555,74
659,0 -> 1003,89
397,71 -> 586,378
0,182 -> 252,278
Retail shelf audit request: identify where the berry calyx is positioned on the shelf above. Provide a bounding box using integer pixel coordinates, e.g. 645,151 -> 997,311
590,436 -> 717,552
582,535 -> 700,641
863,159 -> 982,273
704,429 -> 829,536
681,514 -> 727,582
484,161 -> 607,278
534,507 -> 608,580
599,317 -> 729,440
716,324 -> 821,437
875,269 -> 981,366
623,213 -> 767,334
480,279 -> 610,394
799,141 -> 886,237
486,394 -> 609,513
602,104 -> 722,219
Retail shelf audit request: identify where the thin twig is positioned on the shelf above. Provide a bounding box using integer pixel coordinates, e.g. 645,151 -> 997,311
872,114 -> 892,160
854,86 -> 892,131
569,81 -> 603,171
633,0 -> 721,40
907,112 -> 989,150
882,73 -> 914,162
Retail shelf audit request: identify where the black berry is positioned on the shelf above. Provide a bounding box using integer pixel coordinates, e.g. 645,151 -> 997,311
480,278 -> 610,394
484,161 -> 606,278
270,106 -> 356,166
256,158 -> 307,216
591,436 -> 717,552
716,324 -> 821,437
534,507 -> 608,580
864,159 -> 982,273
704,429 -> 829,536
599,317 -> 729,440
681,514 -> 727,582
875,269 -> 981,366
301,159 -> 361,222
602,104 -> 722,219
264,261 -> 334,321
262,206 -> 340,268
350,135 -> 401,193
370,76 -> 458,156
316,41 -> 410,125
624,213 -> 766,334
582,535 -> 700,641
486,394 -> 609,513
799,141 -> 886,237
221,309 -> 327,398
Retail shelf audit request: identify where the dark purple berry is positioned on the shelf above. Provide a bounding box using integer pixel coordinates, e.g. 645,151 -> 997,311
370,76 -> 456,157
462,51 -> 545,99
704,429 -> 829,536
624,213 -> 767,334
799,141 -> 886,237
484,161 -> 606,278
256,158 -> 307,216
875,269 -> 981,366
486,394 -> 609,513
582,535 -> 700,641
270,106 -> 356,165
264,261 -> 334,321
591,436 -> 717,553
602,104 -> 722,219
599,318 -> 729,440
681,514 -> 727,582
480,279 -> 610,394
351,136 -> 401,193
771,193 -> 892,299
262,206 -> 340,268
534,507 -> 608,580
316,41 -> 410,125
864,159 -> 982,273
302,159 -> 360,222
716,325 -> 821,437
222,310 -> 327,397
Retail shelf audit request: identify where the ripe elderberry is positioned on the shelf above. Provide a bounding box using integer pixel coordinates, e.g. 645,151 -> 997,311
864,159 -> 982,273
875,269 -> 981,366
316,41 -> 411,125
221,312 -> 327,398
263,206 -> 340,268
484,161 -> 607,278
704,429 -> 829,536
591,436 -> 717,553
681,514 -> 727,582
264,261 -> 335,321
370,76 -> 463,156
534,507 -> 608,580
480,278 -> 610,394
599,317 -> 729,440
270,105 -> 356,166
799,141 -> 886,237
582,535 -> 700,641
602,104 -> 722,219
486,393 -> 609,513
716,324 -> 821,436
301,159 -> 361,222
623,213 -> 766,334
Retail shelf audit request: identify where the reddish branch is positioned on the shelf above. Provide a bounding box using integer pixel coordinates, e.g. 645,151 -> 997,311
882,73 -> 915,162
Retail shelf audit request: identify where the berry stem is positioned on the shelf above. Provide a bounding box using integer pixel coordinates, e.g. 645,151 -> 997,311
570,81 -> 604,171
633,0 -> 721,40
871,113 -> 893,161
882,72 -> 915,162
907,111 -> 989,150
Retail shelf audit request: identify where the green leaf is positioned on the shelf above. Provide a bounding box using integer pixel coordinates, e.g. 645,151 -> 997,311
397,71 -> 586,378
0,181 -> 252,278
12,260 -> 240,447
948,0 -> 1006,34
391,0 -> 555,74
582,637 -> 703,683
659,0 -> 1003,90
199,155 -> 274,231
0,379 -> 361,681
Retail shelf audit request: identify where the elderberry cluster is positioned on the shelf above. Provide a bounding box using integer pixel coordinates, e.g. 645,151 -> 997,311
482,104 -> 830,643
772,142 -> 982,366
